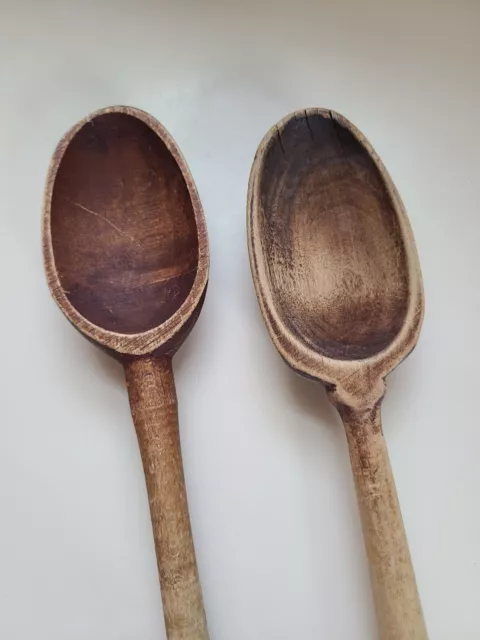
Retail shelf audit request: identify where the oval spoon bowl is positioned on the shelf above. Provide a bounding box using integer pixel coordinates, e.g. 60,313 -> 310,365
248,108 -> 423,402
44,106 -> 208,356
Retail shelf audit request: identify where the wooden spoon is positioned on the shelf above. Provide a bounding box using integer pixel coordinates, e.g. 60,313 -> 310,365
248,109 -> 427,640
43,106 -> 209,640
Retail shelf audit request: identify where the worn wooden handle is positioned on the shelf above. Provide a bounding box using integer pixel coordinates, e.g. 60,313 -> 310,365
124,355 -> 209,640
340,405 -> 427,640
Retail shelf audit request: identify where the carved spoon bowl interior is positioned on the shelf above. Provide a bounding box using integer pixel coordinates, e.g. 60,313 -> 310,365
248,109 -> 427,640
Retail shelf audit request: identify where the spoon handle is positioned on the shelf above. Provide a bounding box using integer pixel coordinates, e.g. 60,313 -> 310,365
340,404 -> 427,640
124,355 -> 209,640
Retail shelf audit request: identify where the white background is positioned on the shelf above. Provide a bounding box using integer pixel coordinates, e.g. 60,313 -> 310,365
1,1 -> 479,638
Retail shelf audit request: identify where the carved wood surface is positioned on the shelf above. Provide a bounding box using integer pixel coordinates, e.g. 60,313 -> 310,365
44,106 -> 210,639
248,108 -> 427,639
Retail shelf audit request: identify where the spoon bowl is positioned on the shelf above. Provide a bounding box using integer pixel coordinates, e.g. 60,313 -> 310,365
249,109 -> 423,405
248,109 -> 426,639
44,106 -> 209,640
45,106 -> 208,356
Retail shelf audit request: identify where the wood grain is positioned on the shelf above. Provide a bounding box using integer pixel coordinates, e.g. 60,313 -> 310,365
125,356 -> 208,640
50,112 -> 199,334
248,108 -> 427,639
341,405 -> 427,640
43,106 -> 209,639
44,106 -> 208,356
256,111 -> 408,361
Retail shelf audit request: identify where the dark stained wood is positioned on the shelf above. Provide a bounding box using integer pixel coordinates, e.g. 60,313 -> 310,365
51,112 -> 199,334
43,106 -> 209,640
248,108 -> 427,640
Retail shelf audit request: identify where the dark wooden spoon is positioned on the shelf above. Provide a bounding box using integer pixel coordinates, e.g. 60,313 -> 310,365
248,109 -> 427,640
43,106 -> 209,640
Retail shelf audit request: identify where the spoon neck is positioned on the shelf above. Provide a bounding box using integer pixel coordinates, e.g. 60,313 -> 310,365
336,403 -> 383,436
123,354 -> 176,407
325,373 -> 386,413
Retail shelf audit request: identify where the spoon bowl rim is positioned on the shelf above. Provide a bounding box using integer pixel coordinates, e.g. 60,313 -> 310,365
43,105 -> 209,356
247,107 -> 424,392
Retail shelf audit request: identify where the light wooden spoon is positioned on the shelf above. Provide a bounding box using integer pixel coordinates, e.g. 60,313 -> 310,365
43,106 -> 209,640
248,108 -> 427,640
